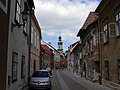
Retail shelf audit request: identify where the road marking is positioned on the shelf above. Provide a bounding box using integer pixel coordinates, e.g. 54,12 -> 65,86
56,70 -> 70,90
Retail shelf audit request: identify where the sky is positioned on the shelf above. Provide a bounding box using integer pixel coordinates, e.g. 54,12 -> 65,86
34,0 -> 101,51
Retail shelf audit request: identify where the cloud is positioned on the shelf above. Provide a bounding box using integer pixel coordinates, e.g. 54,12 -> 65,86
34,0 -> 100,50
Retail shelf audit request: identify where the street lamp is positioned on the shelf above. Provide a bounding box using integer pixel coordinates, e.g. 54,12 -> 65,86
11,10 -> 29,31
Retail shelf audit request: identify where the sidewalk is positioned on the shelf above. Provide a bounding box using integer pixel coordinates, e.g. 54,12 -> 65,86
62,69 -> 114,90
102,79 -> 120,90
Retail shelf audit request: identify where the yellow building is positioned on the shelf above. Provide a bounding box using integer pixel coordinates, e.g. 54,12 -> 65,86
30,15 -> 41,76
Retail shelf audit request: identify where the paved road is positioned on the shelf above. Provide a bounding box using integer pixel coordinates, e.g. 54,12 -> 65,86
56,70 -> 87,90
52,69 -> 112,90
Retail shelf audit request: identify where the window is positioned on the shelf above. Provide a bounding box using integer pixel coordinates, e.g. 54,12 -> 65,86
104,61 -> 110,80
31,26 -> 34,44
115,12 -> 120,36
103,23 -> 109,43
37,33 -> 39,49
21,55 -> 25,78
34,31 -> 37,47
15,0 -> 21,23
12,52 -> 18,82
118,59 -> 120,81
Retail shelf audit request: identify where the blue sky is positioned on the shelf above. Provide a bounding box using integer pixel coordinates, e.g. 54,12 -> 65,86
34,0 -> 101,51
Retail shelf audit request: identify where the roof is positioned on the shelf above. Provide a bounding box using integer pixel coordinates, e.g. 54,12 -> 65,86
77,12 -> 98,37
95,0 -> 106,13
68,41 -> 79,53
70,42 -> 79,54
42,44 -> 53,55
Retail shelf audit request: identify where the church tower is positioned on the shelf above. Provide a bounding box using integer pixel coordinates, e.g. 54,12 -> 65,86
57,34 -> 63,52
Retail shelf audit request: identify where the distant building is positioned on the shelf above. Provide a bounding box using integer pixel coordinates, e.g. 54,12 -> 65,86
57,35 -> 66,68
67,42 -> 80,72
41,44 -> 54,69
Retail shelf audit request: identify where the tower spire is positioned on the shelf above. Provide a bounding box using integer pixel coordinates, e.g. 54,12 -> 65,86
57,33 -> 63,52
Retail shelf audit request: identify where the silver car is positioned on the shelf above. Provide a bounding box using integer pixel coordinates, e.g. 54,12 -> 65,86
29,70 -> 52,90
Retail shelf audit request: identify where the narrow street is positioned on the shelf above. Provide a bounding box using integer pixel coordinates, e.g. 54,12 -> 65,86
50,69 -> 112,90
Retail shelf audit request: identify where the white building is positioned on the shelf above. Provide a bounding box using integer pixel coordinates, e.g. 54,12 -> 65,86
6,0 -> 34,90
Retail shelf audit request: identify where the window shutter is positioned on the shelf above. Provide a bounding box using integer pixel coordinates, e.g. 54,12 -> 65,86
109,23 -> 116,37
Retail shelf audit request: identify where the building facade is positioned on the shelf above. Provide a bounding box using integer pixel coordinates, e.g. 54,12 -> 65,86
77,12 -> 99,81
96,0 -> 120,85
41,44 -> 54,69
6,0 -> 34,90
30,14 -> 41,76
67,42 -> 79,72
53,49 -> 60,69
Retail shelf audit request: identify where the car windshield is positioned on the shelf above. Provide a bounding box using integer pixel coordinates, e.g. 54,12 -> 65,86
32,71 -> 49,77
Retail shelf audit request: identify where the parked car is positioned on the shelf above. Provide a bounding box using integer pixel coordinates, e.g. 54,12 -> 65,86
29,70 -> 52,90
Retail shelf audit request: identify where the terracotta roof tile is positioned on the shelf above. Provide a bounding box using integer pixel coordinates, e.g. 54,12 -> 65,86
42,45 -> 52,55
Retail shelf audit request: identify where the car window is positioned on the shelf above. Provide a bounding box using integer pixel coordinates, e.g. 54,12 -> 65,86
32,71 -> 49,77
